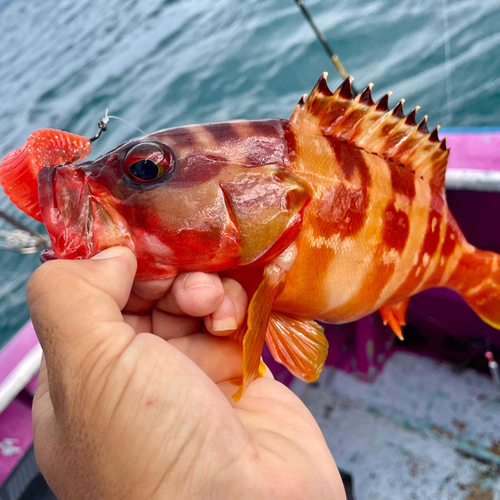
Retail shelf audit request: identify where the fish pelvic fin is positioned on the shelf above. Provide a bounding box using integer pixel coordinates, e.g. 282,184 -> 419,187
379,298 -> 410,341
266,313 -> 328,382
448,248 -> 500,330
232,244 -> 298,402
290,73 -> 449,193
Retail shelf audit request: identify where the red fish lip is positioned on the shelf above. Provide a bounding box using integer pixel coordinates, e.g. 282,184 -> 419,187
38,165 -> 133,260
38,165 -> 95,259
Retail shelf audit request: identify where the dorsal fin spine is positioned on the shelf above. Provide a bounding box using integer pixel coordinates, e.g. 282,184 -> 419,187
384,122 -> 419,159
429,126 -> 440,142
418,116 -> 429,134
357,104 -> 411,153
329,88 -> 375,139
316,72 -> 333,97
345,101 -> 380,142
376,93 -> 391,112
395,133 -> 429,166
392,100 -> 405,119
328,98 -> 357,132
338,76 -> 355,100
406,107 -> 419,126
379,118 -> 411,158
290,73 -> 450,192
360,84 -> 375,105
356,111 -> 396,150
411,140 -> 444,171
355,113 -> 391,149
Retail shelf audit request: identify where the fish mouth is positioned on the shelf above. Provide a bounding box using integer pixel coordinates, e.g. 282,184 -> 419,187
38,164 -> 133,260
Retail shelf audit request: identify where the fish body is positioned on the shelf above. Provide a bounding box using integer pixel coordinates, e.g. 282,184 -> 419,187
274,77 -> 500,338
1,74 -> 499,399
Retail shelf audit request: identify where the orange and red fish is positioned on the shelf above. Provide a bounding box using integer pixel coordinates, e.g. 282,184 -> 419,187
1,73 -> 500,399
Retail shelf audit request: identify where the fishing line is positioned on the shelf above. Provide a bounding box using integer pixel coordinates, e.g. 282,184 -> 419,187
89,109 -> 147,143
107,114 -> 147,135
441,0 -> 453,124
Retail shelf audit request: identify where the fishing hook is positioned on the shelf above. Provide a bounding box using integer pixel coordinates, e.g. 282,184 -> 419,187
88,109 -> 110,143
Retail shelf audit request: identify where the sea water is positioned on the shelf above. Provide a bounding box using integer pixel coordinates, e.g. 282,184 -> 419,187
0,0 -> 499,347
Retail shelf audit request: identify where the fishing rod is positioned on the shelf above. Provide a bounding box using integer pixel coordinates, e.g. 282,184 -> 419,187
294,0 -> 359,95
0,209 -> 41,237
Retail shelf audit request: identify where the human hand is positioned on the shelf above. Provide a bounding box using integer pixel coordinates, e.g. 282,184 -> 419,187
28,246 -> 346,500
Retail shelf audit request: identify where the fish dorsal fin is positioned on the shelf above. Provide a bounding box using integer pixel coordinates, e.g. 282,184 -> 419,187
290,73 -> 450,192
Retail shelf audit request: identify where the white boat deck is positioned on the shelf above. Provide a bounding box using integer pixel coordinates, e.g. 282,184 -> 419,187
291,352 -> 500,499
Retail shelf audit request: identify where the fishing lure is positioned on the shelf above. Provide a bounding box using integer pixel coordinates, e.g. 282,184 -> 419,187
1,74 -> 499,399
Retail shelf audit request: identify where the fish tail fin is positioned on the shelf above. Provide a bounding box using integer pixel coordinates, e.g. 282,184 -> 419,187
449,248 -> 500,329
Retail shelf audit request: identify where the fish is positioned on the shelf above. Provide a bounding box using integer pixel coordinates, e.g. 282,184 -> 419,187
1,73 -> 500,400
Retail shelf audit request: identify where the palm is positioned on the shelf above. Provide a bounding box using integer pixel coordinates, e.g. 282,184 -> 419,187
115,276 -> 343,498
102,331 -> 341,499
30,252 -> 345,500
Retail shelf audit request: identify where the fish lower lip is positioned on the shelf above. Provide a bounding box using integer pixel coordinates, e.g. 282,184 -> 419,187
39,165 -> 95,259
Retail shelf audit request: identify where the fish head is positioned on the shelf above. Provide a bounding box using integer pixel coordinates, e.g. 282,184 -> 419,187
39,120 -> 312,278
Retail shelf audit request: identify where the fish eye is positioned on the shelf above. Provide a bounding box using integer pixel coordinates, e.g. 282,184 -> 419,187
129,159 -> 163,181
123,142 -> 174,183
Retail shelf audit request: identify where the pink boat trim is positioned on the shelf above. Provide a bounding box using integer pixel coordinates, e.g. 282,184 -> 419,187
0,322 -> 41,413
446,130 -> 500,172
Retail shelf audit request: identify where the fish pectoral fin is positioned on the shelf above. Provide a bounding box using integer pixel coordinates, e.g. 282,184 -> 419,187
232,244 -> 298,402
379,298 -> 410,341
266,313 -> 328,382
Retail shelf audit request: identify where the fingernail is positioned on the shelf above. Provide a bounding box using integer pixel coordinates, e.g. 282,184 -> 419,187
212,297 -> 238,332
91,246 -> 127,260
212,317 -> 238,332
183,273 -> 217,291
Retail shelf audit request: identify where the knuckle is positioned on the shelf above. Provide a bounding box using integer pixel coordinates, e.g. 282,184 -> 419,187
221,277 -> 246,297
26,261 -> 59,303
27,260 -> 80,305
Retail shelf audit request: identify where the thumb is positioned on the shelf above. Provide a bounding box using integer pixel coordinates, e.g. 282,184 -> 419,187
27,246 -> 137,410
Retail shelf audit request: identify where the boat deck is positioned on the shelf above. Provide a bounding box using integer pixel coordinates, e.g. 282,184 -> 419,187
292,352 -> 500,499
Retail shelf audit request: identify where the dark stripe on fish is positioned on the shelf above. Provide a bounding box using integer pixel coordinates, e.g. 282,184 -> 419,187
311,183 -> 368,239
382,202 -> 409,253
328,138 -> 371,188
388,161 -> 416,200
282,121 -> 298,163
427,218 -> 463,287
394,208 -> 442,297
205,121 -> 244,144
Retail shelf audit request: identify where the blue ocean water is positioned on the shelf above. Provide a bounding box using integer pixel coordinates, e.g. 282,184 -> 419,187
0,0 -> 499,347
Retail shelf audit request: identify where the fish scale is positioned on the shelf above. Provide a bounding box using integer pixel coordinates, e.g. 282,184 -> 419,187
0,73 -> 499,400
